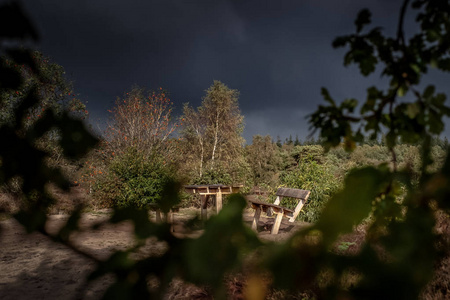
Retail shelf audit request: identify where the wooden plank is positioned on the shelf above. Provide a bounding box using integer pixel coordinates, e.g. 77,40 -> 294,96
216,191 -> 222,214
271,211 -> 284,234
273,195 -> 281,205
251,206 -> 262,231
276,188 -> 310,199
290,199 -> 306,222
184,184 -> 242,195
247,200 -> 294,214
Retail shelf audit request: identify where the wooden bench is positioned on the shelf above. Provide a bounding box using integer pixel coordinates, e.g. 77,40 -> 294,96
248,187 -> 311,234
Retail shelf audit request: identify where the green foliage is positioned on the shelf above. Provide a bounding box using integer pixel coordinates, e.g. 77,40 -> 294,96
192,166 -> 232,185
107,147 -> 174,208
279,156 -> 340,222
300,0 -> 450,297
246,135 -> 282,187
311,0 -> 450,151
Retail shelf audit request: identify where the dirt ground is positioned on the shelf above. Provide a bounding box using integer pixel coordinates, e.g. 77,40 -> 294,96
2,203 -> 449,300
0,207 -> 309,300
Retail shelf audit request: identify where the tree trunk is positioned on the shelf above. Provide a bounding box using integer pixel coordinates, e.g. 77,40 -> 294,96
211,110 -> 220,169
199,138 -> 204,178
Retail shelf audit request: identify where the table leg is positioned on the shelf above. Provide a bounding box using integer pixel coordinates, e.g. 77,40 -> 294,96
201,195 -> 208,221
216,191 -> 222,214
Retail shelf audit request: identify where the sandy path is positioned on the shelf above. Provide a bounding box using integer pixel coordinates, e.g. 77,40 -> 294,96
0,209 -> 305,300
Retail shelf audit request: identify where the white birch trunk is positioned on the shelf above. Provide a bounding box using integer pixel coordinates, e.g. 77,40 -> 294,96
211,110 -> 220,168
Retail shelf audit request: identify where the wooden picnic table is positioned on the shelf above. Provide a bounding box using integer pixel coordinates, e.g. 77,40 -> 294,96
184,184 -> 242,220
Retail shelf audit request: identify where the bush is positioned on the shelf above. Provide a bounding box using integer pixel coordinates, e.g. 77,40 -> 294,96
193,167 -> 232,185
279,157 -> 340,222
106,147 -> 174,208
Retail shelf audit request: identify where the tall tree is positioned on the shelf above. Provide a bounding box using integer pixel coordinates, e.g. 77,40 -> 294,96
180,103 -> 207,177
245,135 -> 281,186
181,80 -> 245,182
106,86 -> 177,157
203,80 -> 243,167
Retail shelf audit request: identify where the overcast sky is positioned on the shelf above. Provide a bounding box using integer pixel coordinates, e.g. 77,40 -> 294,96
20,0 -> 450,143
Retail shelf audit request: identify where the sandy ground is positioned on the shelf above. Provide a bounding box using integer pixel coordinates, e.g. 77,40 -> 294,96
0,208 -> 307,300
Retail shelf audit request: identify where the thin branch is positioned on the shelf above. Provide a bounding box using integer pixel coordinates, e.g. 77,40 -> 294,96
397,0 -> 411,46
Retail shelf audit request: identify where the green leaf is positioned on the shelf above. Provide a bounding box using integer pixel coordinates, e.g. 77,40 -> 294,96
406,103 -> 420,119
332,36 -> 349,48
321,87 -> 335,106
341,98 -> 358,112
397,85 -> 407,97
423,85 -> 435,99
385,131 -> 396,149
437,58 -> 450,71
359,53 -> 377,76
355,9 -> 371,33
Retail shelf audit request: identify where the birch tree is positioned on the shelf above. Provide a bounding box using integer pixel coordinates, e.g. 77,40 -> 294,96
181,81 -> 245,183
180,103 -> 207,177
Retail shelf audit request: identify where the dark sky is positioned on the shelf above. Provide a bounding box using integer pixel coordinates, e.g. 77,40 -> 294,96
20,0 -> 450,143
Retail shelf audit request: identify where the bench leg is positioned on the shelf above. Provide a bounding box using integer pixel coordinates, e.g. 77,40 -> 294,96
251,206 -> 262,231
271,212 -> 283,235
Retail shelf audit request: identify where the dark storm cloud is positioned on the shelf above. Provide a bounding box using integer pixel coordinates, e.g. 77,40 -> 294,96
20,0 -> 450,141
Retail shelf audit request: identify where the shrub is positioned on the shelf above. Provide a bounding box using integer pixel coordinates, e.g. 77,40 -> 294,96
279,157 -> 340,222
193,167 -> 232,185
106,147 -> 174,208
